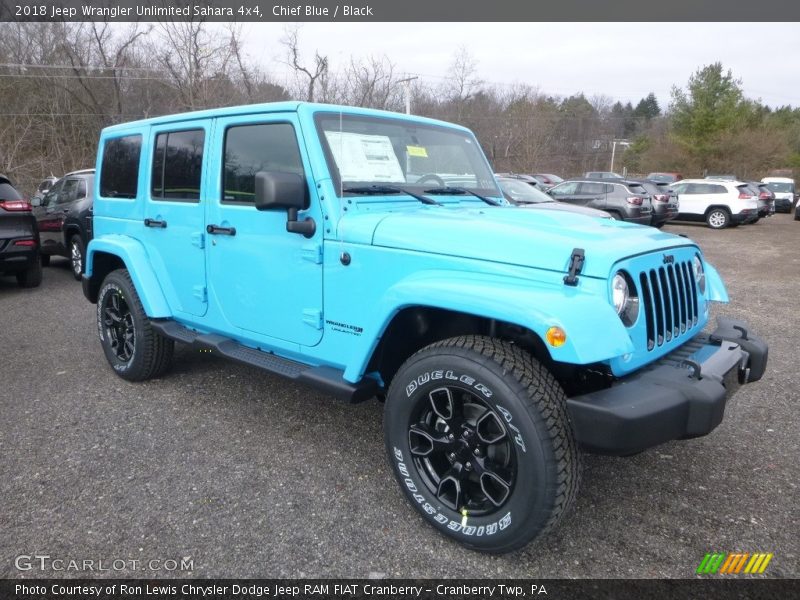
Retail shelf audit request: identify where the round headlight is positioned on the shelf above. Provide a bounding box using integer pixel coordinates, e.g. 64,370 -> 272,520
612,272 -> 629,315
693,255 -> 706,294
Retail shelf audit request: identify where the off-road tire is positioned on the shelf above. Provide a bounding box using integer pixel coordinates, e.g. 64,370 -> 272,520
97,269 -> 174,381
16,256 -> 43,288
384,335 -> 580,553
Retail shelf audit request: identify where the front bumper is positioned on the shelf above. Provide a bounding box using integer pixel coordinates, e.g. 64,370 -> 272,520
567,317 -> 768,456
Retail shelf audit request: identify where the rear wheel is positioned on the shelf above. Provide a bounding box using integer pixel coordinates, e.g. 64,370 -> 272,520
69,234 -> 85,280
384,336 -> 580,553
706,208 -> 730,229
97,269 -> 174,381
16,255 -> 42,288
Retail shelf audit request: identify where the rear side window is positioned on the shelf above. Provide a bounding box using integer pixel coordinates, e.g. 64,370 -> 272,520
710,184 -> 727,194
627,184 -> 647,195
100,135 -> 142,199
151,129 -> 205,201
223,123 -> 304,204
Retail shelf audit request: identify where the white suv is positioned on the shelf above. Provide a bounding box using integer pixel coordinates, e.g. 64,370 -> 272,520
670,179 -> 759,229
761,177 -> 795,213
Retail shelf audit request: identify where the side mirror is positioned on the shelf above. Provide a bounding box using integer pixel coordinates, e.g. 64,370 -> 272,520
30,197 -> 41,207
254,171 -> 315,238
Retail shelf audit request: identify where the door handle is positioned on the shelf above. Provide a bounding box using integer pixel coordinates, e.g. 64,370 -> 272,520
144,218 -> 167,228
206,224 -> 236,236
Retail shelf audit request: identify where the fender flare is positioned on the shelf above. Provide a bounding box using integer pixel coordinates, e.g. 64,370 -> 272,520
345,269 -> 634,381
704,261 -> 729,303
85,235 -> 171,317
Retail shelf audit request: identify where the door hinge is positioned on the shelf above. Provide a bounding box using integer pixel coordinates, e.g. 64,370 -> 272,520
193,285 -> 207,303
563,248 -> 585,286
191,232 -> 205,249
302,308 -> 323,329
301,243 -> 323,264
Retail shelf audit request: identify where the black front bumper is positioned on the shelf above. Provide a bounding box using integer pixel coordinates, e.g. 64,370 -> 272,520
567,317 -> 768,456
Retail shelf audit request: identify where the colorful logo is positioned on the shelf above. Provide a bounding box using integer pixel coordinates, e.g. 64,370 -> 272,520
697,552 -> 773,574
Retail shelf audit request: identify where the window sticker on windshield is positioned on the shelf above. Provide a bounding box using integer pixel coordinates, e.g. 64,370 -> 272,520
406,145 -> 428,158
325,131 -> 405,183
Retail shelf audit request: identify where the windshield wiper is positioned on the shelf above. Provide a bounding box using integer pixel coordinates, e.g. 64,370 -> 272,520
342,185 -> 442,205
423,186 -> 502,206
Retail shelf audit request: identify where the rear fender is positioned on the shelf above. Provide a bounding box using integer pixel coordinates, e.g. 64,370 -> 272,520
85,235 -> 171,317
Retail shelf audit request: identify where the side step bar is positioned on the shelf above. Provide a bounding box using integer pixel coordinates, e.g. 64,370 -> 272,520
151,320 -> 378,403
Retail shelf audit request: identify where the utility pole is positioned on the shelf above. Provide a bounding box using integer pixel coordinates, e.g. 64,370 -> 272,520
610,139 -> 630,173
397,76 -> 419,114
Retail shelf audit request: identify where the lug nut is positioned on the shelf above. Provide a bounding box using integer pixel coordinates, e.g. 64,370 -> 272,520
465,462 -> 472,471
473,448 -> 481,456
449,453 -> 456,460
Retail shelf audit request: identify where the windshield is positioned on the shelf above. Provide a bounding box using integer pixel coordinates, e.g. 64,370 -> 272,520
765,182 -> 794,193
498,179 -> 553,204
315,113 -> 500,198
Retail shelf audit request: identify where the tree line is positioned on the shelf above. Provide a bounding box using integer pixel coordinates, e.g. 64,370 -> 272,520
1,22 -> 798,196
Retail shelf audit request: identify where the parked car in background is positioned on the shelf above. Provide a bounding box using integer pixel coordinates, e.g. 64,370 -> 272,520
584,171 -> 622,179
761,177 -> 795,213
31,168 -> 94,279
547,178 -> 652,224
630,179 -> 679,228
0,175 -> 42,287
494,172 -> 544,189
646,172 -> 683,183
531,173 -> 564,189
670,179 -> 758,229
744,181 -> 774,220
705,174 -> 737,181
496,176 -> 610,218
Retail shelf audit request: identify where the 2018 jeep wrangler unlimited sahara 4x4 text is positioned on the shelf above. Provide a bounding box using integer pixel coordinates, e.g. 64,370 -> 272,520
82,102 -> 768,553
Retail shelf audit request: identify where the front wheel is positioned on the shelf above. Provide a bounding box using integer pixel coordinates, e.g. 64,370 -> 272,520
97,269 -> 174,381
384,336 -> 580,553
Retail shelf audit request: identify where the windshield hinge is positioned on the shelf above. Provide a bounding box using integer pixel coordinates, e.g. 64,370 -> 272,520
563,248 -> 585,286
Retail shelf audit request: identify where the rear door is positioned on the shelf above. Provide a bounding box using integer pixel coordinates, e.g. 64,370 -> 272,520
141,121 -> 210,317
575,181 -> 608,208
672,182 -> 707,217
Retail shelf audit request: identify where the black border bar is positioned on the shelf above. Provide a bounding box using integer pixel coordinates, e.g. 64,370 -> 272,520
3,0 -> 800,22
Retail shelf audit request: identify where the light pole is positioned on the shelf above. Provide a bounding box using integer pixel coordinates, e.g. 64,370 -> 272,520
610,139 -> 630,173
397,76 -> 419,114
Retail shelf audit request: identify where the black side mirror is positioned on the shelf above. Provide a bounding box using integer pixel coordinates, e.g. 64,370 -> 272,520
254,171 -> 315,238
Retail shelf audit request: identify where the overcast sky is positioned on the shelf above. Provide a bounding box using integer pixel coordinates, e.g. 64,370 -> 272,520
238,22 -> 800,109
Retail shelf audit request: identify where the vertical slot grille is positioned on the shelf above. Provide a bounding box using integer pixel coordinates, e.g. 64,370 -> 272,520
640,260 -> 698,350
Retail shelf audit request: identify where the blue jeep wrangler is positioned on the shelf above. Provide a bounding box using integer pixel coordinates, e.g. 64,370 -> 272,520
83,102 -> 767,553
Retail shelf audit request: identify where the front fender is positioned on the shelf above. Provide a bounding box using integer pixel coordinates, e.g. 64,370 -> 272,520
705,261 -> 729,303
85,235 -> 171,318
347,269 -> 634,381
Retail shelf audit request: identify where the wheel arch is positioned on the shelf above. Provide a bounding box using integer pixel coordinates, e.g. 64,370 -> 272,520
355,271 -> 634,387
84,236 -> 171,317
704,204 -> 732,217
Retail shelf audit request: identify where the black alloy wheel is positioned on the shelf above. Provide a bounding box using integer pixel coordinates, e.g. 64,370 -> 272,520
102,287 -> 135,363
408,385 -> 516,515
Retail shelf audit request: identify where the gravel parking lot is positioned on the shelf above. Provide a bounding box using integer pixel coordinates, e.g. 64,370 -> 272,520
1,214 -> 797,579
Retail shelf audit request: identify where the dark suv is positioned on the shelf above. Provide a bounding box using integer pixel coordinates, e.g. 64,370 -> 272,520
0,175 -> 42,287
32,169 -> 94,280
547,178 -> 653,225
625,178 -> 679,228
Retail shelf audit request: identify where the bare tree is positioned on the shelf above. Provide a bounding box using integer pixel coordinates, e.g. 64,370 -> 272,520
281,25 -> 328,102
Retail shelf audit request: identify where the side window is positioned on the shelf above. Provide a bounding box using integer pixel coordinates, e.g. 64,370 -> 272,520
671,183 -> 686,194
100,135 -> 142,199
710,184 -> 727,194
222,123 -> 305,204
151,129 -> 205,201
684,184 -> 703,194
58,179 -> 79,204
43,179 -> 64,207
579,182 -> 606,195
76,179 -> 87,200
550,181 -> 580,196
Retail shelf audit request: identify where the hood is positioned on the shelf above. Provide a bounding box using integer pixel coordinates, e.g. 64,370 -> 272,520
343,206 -> 695,279
519,202 -> 610,219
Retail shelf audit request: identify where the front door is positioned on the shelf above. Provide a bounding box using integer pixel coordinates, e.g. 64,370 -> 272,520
141,120 -> 209,317
205,114 -> 324,347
